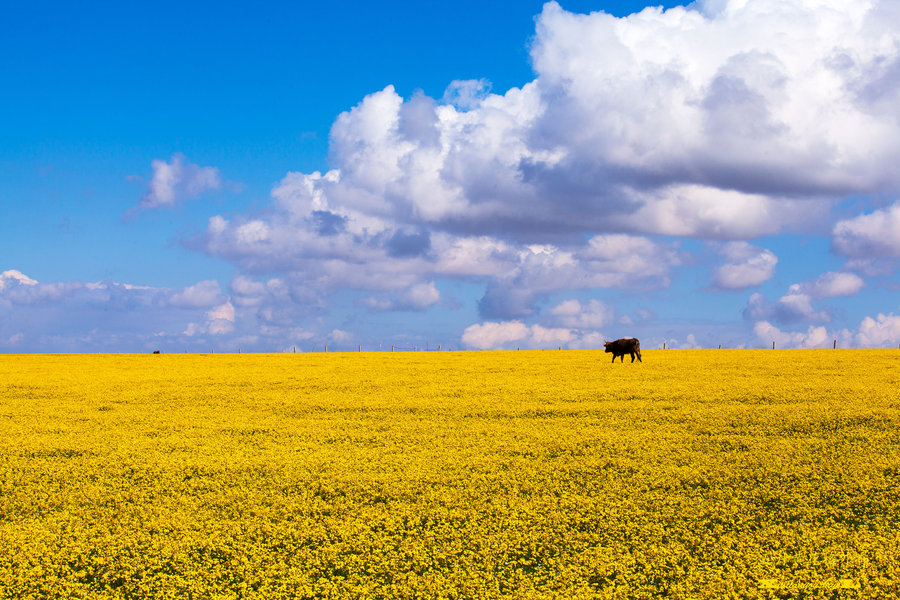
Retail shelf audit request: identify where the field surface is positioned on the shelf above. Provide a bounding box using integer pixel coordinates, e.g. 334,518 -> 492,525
1,350 -> 899,599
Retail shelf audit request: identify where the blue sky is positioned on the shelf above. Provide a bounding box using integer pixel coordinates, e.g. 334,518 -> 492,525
3,0 -> 900,352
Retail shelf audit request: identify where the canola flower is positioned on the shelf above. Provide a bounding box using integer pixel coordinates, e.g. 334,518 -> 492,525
0,349 -> 898,599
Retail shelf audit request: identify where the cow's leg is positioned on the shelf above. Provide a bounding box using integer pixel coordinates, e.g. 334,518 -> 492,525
619,354 -> 625,362
636,349 -> 642,362
630,351 -> 635,362
611,354 -> 616,363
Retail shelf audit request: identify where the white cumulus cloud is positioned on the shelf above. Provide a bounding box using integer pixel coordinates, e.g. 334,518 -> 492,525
205,302 -> 236,336
462,319 -> 609,350
189,0 -> 900,328
855,313 -> 900,347
711,242 -> 778,289
362,282 -> 442,312
168,280 -> 225,309
547,299 -> 614,329
832,202 -> 900,259
753,321 -> 832,349
744,269 -> 866,325
137,153 -> 221,210
461,321 -> 532,350
806,271 -> 865,297
0,270 -> 38,290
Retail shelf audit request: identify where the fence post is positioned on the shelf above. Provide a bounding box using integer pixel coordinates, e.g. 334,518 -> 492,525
772,341 -> 775,349
834,339 -> 836,349
324,344 -> 327,353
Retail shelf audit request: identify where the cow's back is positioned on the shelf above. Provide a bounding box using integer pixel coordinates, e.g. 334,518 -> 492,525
615,338 -> 639,351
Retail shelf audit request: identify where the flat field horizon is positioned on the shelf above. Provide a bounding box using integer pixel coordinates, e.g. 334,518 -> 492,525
1,350 -> 898,598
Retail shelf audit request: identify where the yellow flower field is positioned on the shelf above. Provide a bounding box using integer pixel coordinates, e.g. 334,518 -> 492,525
1,350 -> 898,599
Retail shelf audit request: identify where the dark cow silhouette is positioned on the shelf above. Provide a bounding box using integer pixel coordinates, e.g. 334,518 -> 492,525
604,338 -> 642,363
153,350 -> 160,354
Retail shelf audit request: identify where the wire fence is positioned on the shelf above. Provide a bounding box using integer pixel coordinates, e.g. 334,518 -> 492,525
156,338 -> 866,354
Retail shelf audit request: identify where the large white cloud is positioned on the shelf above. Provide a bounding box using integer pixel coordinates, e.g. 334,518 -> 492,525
199,181 -> 682,319
26,0 -> 892,352
238,9 -> 898,243
190,0 -> 899,330
529,0 -> 900,224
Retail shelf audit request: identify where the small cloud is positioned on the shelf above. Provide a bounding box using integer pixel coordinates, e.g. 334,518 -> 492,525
330,329 -> 352,343
662,334 -> 702,349
634,308 -> 655,322
529,324 -> 575,347
547,298 -> 613,329
855,313 -> 900,348
806,271 -> 864,298
403,282 -> 441,310
207,301 -> 235,322
753,321 -> 831,349
362,282 -> 441,312
462,321 -> 530,350
743,270 -> 863,326
744,289 -> 828,325
206,302 -> 235,336
461,320 -> 574,350
0,269 -> 38,290
134,153 -> 221,211
832,202 -> 900,259
169,280 -> 224,309
711,242 -> 777,290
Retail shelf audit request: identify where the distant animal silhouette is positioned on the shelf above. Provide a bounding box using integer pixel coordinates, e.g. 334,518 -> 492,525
604,338 -> 642,363
153,350 -> 160,354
